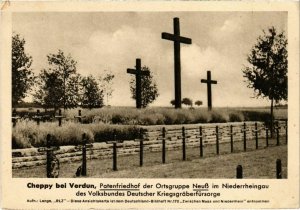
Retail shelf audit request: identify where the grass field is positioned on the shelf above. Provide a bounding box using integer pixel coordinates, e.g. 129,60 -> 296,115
15,106 -> 287,125
13,137 -> 287,179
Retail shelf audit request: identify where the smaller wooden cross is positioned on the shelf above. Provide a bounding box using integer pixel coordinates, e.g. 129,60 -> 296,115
276,159 -> 282,179
264,125 -> 270,147
251,122 -> 264,149
74,110 -> 85,123
38,134 -> 60,178
213,126 -> 223,155
127,58 -> 150,109
201,71 -> 217,110
274,121 -> 281,146
55,109 -> 65,127
106,130 -> 124,171
134,128 -> 149,167
284,119 -> 288,144
33,109 -> 43,125
74,133 -> 93,176
236,165 -> 243,179
12,109 -> 20,127
240,122 -> 248,151
157,127 -> 171,164
176,127 -> 192,161
195,126 -> 207,157
228,125 -> 239,153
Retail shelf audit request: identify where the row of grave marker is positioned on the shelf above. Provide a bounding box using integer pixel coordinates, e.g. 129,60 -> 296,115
236,159 -> 283,179
39,123 -> 287,178
157,123 -> 287,161
12,109 -> 84,127
38,133 -> 92,178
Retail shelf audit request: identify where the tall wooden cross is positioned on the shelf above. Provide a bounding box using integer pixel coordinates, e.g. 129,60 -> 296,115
127,58 -> 150,109
162,17 -> 192,108
201,71 -> 217,110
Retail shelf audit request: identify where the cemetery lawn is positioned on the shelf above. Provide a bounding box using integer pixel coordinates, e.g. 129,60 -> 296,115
13,139 -> 287,179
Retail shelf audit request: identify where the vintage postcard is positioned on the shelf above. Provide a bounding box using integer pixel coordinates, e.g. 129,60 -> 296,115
0,1 -> 299,209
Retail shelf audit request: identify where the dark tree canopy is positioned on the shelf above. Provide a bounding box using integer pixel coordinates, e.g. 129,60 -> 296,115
181,97 -> 193,107
34,70 -> 64,110
81,75 -> 104,109
34,50 -> 80,110
242,27 -> 287,103
242,27 -> 287,135
12,33 -> 34,107
170,99 -> 175,106
195,100 -> 203,106
130,66 -> 159,108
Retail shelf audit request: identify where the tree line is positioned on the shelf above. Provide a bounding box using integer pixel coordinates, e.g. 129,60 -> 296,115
12,33 -> 159,111
170,98 -> 202,108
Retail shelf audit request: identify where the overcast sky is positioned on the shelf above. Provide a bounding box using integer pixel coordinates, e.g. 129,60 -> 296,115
13,12 -> 287,107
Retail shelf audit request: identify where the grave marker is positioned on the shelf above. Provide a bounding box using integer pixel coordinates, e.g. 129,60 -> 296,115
33,109 -> 43,126
74,110 -> 85,123
228,125 -> 236,153
195,126 -> 205,157
162,127 -> 166,163
284,119 -> 288,144
55,109 -> 65,127
252,123 -> 264,149
241,122 -> 247,151
157,127 -> 168,164
215,126 -> 220,155
212,126 -> 223,155
176,127 -> 189,161
252,122 -> 259,149
199,127 -> 204,157
74,133 -> 93,176
276,159 -> 282,179
127,59 -> 150,109
201,71 -> 217,110
162,17 -> 192,108
177,127 -> 193,160
182,127 -> 186,160
265,127 -> 269,147
275,121 -> 280,146
106,130 -> 123,171
12,109 -> 20,127
134,128 -> 148,167
236,165 -> 243,179
37,134 -> 60,178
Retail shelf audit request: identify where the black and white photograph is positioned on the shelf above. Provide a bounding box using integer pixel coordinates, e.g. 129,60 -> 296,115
11,11 -> 288,179
1,1 -> 299,209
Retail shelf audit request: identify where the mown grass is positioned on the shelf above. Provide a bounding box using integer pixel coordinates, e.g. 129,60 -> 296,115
13,136 -> 287,179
